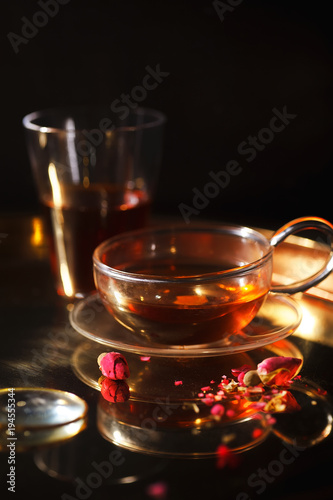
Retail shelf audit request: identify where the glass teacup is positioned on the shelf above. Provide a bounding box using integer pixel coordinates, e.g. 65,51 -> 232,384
93,217 -> 333,345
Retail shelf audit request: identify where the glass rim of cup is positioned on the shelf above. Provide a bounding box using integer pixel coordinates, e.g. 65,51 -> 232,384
22,106 -> 167,134
93,224 -> 274,284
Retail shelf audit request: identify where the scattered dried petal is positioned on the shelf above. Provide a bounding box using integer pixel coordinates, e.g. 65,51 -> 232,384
174,380 -> 183,386
146,481 -> 168,500
211,403 -> 225,417
216,445 -> 240,469
247,386 -> 264,394
226,409 -> 236,418
140,356 -> 151,362
252,428 -> 264,439
252,413 -> 264,420
223,380 -> 239,393
231,365 -> 252,377
231,364 -> 252,385
249,402 -> 266,410
202,396 -> 215,406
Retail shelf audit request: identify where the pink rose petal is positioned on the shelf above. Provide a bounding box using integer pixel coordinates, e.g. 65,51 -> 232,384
252,428 -> 264,439
226,409 -> 235,418
140,356 -> 151,362
146,481 -> 168,499
210,403 -> 225,417
216,445 -> 240,469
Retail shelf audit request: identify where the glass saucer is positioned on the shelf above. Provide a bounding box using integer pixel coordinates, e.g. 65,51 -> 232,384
69,292 -> 302,357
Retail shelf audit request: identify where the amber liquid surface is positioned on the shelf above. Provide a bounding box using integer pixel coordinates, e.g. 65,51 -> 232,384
43,184 -> 151,297
105,260 -> 268,345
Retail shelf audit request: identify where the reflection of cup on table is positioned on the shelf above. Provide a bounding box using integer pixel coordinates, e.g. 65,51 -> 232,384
96,394 -> 270,457
93,217 -> 333,345
23,107 -> 166,298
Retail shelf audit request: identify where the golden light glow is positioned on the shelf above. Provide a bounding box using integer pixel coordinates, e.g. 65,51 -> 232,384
30,217 -> 44,247
114,291 -> 125,306
60,263 -> 74,297
48,162 -> 74,298
174,295 -> 208,306
48,163 -> 62,208
38,131 -> 47,148
299,304 -> 317,336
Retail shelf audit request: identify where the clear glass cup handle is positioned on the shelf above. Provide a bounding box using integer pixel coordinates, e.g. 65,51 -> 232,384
270,216 -> 333,294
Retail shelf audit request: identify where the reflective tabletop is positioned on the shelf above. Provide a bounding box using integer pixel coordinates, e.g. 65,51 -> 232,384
1,213 -> 333,500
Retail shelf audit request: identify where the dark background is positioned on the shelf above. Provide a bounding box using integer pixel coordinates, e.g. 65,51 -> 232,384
2,0 -> 333,229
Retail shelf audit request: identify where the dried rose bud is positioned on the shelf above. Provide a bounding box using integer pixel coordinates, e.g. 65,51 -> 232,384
257,357 -> 302,387
242,370 -> 261,387
98,352 -> 130,380
100,378 -> 130,403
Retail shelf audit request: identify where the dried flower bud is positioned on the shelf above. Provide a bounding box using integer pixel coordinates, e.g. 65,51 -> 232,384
257,357 -> 302,387
100,378 -> 130,403
98,352 -> 130,380
242,370 -> 261,387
